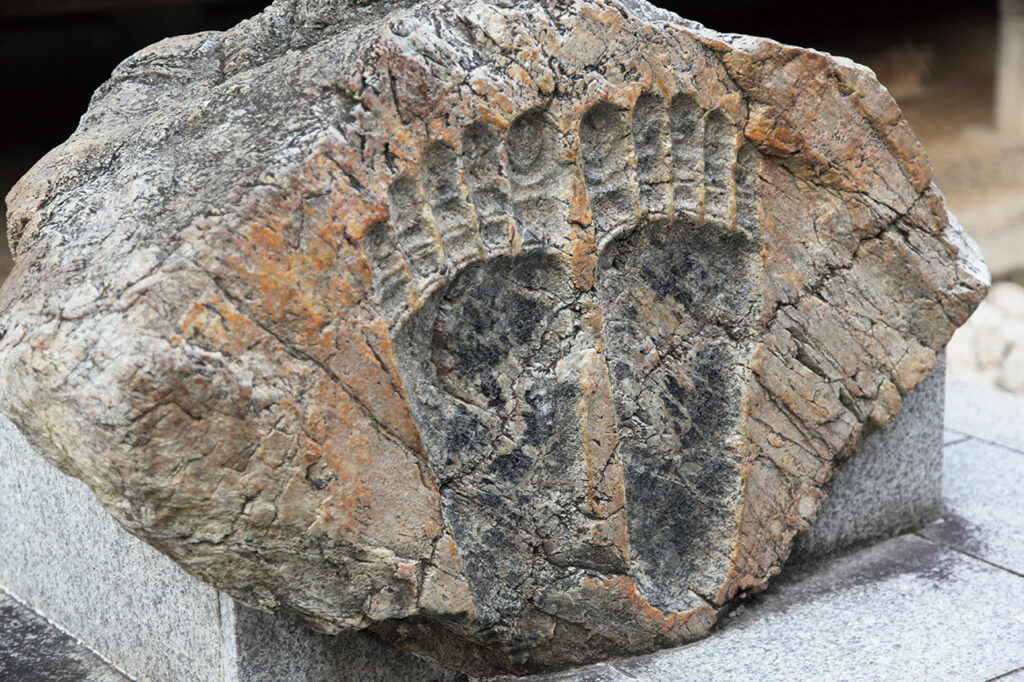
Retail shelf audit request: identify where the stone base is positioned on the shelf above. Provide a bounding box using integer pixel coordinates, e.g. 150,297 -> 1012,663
792,352 -> 946,561
0,359 -> 945,681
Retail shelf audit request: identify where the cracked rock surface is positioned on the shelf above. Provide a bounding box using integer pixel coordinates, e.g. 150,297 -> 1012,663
0,0 -> 988,675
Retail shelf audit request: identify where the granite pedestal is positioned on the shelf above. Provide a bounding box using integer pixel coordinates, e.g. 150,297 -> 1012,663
0,359 -> 946,681
792,353 -> 947,561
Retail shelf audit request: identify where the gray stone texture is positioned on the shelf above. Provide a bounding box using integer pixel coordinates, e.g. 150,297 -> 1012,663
516,664 -> 634,681
921,436 -> 1024,575
523,379 -> 1024,682
944,429 -> 970,445
0,416 -> 225,682
612,534 -> 1024,682
0,591 -> 128,682
531,534 -> 1024,681
227,599 -> 464,682
5,378 -> 1023,679
945,377 -> 1024,451
0,370 -> 951,681
791,353 -> 946,561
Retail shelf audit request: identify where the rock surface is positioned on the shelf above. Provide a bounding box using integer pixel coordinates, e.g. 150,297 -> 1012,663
0,0 -> 987,674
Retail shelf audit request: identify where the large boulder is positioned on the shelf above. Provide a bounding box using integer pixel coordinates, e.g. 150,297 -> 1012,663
0,0 -> 987,675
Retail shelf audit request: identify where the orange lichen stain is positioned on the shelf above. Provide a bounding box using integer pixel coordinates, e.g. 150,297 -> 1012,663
395,561 -> 418,581
387,51 -> 446,123
745,105 -> 803,156
568,168 -> 592,222
590,82 -> 644,115
712,446 -> 808,605
575,344 -> 624,526
180,301 -> 209,335
570,232 -> 597,292
214,158 -> 426,453
432,531 -> 462,568
579,1 -> 625,30
467,76 -> 517,120
506,64 -> 534,90
180,295 -> 265,357
583,575 -> 708,634
758,210 -> 808,297
473,107 -> 513,132
313,387 -> 374,540
325,315 -> 423,455
312,147 -> 391,243
530,63 -> 555,96
310,377 -> 442,555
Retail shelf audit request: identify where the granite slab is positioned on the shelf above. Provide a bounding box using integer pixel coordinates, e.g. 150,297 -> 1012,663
0,591 -> 127,682
0,417 -> 224,682
534,534 -> 1024,682
921,436 -> 1024,576
0,364 -> 951,680
945,377 -> 1024,452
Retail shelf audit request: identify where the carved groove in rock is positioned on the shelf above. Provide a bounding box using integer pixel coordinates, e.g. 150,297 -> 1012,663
580,101 -> 638,245
461,121 -> 516,257
370,89 -> 762,627
421,140 -> 484,272
670,92 -> 705,219
509,109 -> 575,252
632,91 -> 673,222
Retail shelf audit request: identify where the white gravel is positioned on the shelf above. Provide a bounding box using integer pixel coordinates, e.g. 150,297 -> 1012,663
947,281 -> 1024,394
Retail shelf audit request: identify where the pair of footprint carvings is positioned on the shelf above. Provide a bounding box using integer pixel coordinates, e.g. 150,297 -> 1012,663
364,92 -> 760,624
0,0 -> 984,674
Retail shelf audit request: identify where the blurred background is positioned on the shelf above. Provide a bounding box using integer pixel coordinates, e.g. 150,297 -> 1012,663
1,0 -> 1019,392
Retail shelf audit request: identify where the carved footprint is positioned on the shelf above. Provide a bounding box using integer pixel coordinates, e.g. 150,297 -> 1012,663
363,92 -> 765,617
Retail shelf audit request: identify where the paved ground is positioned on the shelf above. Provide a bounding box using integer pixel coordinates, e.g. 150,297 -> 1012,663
2,378 -> 1022,681
0,593 -> 127,682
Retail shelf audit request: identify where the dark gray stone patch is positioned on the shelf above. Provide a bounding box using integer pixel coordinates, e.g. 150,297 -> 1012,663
230,601 -> 466,682
0,592 -> 127,682
394,249 -> 618,626
595,217 -> 757,608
